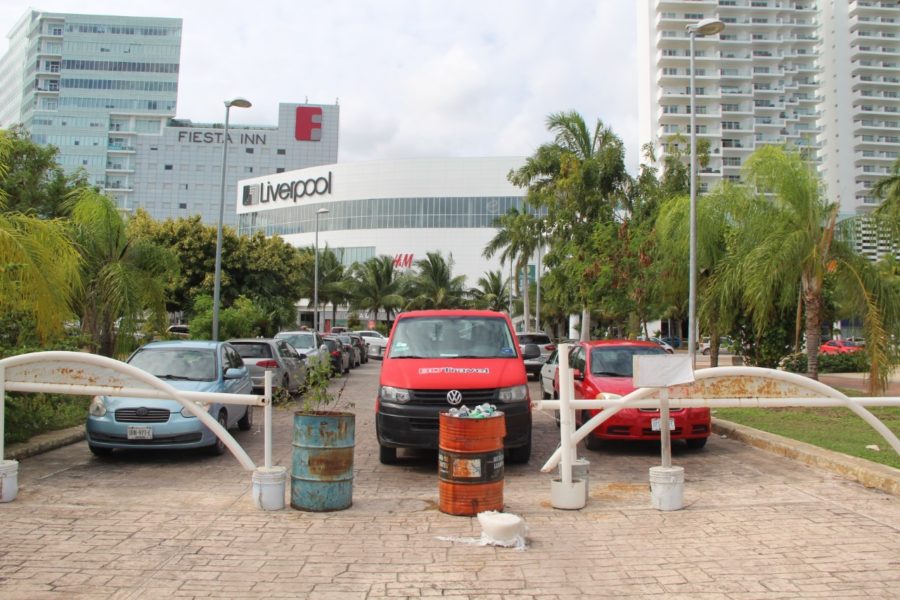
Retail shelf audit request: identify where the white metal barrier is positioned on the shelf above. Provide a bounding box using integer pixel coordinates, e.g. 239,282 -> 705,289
0,351 -> 278,505
537,344 -> 900,509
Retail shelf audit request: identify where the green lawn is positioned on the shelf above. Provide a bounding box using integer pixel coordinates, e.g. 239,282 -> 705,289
714,399 -> 900,470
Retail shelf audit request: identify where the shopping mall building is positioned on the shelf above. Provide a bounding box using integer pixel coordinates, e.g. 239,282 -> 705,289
236,157 -> 528,324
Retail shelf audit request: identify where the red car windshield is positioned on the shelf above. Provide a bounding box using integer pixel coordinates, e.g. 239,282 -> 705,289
590,345 -> 665,377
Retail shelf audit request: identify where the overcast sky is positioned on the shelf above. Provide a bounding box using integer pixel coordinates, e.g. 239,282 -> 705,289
1,1 -> 641,172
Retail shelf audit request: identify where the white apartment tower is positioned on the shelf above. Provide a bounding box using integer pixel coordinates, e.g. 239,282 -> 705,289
0,10 -> 182,200
639,0 -> 899,260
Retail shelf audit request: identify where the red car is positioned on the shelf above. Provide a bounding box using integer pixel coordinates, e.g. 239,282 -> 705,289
818,339 -> 864,355
555,340 -> 711,450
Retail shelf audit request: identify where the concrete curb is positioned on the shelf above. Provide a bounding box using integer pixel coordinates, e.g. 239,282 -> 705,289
713,418 -> 900,496
4,425 -> 85,461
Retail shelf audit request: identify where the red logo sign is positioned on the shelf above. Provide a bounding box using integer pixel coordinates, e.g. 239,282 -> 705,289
295,107 -> 322,141
393,253 -> 414,268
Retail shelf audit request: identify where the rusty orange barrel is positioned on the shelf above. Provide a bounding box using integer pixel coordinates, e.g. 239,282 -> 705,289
438,411 -> 505,516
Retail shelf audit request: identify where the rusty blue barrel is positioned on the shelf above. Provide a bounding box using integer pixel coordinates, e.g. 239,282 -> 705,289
291,411 -> 355,511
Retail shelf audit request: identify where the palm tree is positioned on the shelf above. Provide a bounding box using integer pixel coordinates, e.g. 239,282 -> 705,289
872,157 -> 900,230
315,246 -> 348,328
483,207 -> 541,328
470,270 -> 509,312
0,132 -> 81,342
348,255 -> 405,325
509,111 -> 628,340
403,251 -> 467,310
739,146 -> 899,390
66,187 -> 175,356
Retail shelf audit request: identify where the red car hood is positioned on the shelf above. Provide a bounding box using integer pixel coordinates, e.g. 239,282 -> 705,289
587,375 -> 638,397
382,357 -> 525,390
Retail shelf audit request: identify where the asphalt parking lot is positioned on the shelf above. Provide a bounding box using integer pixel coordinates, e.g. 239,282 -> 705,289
1,360 -> 898,599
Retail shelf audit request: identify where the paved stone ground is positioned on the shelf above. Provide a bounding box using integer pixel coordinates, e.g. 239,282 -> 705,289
1,362 -> 898,599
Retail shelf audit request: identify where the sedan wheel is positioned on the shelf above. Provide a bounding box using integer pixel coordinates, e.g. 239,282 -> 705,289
208,411 -> 228,455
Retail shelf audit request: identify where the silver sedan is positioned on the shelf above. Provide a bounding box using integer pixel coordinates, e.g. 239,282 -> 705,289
228,338 -> 307,394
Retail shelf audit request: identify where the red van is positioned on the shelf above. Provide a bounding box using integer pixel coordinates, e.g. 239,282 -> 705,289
376,309 -> 538,465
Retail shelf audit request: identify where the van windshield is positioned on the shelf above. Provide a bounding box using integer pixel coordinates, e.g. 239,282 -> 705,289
388,316 -> 516,359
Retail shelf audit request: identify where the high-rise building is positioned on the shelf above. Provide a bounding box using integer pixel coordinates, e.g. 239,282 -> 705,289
0,10 -> 182,195
638,0 -> 899,260
0,10 -> 339,227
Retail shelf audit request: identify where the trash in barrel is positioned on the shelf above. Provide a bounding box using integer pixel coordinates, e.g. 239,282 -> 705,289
438,406 -> 505,516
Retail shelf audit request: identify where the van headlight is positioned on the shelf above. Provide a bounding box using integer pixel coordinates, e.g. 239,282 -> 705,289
89,396 -> 107,417
380,386 -> 411,404
497,385 -> 528,403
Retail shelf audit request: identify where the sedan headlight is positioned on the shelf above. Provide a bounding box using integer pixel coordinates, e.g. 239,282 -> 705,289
88,396 -> 107,417
497,384 -> 528,403
380,386 -> 411,404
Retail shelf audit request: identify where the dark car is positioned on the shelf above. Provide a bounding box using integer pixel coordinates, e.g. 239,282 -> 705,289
322,336 -> 350,374
347,333 -> 368,364
335,334 -> 361,368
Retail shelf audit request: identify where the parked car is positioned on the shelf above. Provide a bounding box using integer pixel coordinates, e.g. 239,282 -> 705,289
227,338 -> 307,394
642,336 -> 674,354
321,335 -> 350,374
275,330 -> 329,367
165,324 -> 190,339
700,336 -> 734,355
377,309 -> 539,465
354,329 -> 388,359
347,333 -> 369,364
660,335 -> 681,349
85,340 -> 253,456
335,334 -> 361,368
554,340 -> 711,450
516,332 -> 555,380
819,339 -> 864,355
540,348 -> 561,400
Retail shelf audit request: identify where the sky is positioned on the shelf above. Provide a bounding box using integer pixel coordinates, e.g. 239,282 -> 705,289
0,1 -> 641,172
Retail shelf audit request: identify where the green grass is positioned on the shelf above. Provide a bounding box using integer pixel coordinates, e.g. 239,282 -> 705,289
714,395 -> 900,470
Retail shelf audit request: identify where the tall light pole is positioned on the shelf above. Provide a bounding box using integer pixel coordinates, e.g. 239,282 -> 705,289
686,18 -> 724,365
313,207 -> 330,333
212,97 -> 251,341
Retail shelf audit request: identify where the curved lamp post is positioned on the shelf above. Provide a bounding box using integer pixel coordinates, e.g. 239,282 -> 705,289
212,97 -> 251,341
685,18 -> 724,365
313,207 -> 330,332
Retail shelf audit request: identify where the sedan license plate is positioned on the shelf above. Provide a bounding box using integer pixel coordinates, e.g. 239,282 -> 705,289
651,418 -> 675,432
127,426 -> 153,440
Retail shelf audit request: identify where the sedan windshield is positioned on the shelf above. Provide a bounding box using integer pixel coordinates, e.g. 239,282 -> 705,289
389,317 -> 515,358
590,346 -> 665,377
128,348 -> 217,381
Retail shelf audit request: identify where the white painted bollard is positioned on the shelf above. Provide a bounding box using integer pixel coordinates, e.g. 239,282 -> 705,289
252,466 -> 286,510
551,477 -> 587,509
0,460 -> 18,503
560,457 -> 590,503
649,465 -> 684,511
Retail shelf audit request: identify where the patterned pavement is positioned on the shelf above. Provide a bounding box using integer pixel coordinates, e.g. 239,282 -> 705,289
1,361 -> 898,599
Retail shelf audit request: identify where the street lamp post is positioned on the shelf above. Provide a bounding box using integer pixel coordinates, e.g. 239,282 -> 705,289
212,97 -> 251,341
313,207 -> 330,333
686,18 -> 724,365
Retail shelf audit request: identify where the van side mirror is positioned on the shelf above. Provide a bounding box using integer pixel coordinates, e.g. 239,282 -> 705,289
522,344 -> 541,360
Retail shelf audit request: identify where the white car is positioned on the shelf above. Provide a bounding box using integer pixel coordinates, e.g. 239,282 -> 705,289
354,330 -> 388,359
274,330 -> 329,368
540,348 -> 560,400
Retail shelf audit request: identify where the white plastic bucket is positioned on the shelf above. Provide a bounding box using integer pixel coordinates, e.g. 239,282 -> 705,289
550,477 -> 587,510
0,460 -> 19,503
559,457 -> 590,502
252,466 -> 286,511
649,465 -> 684,511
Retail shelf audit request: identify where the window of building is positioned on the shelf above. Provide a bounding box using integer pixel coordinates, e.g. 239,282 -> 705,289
276,168 -> 285,173
178,203 -> 187,209
277,149 -> 286,155
164,164 -> 173,170
245,148 -> 254,154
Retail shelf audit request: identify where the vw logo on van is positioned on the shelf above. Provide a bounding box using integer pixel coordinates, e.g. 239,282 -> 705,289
446,390 -> 463,405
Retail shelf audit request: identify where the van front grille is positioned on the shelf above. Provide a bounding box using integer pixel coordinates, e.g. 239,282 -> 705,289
409,388 -> 498,406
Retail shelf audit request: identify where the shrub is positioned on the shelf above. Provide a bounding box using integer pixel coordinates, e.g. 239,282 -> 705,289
780,351 -> 870,374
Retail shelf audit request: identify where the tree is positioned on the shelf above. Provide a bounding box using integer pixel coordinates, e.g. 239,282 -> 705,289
470,270 -> 509,312
739,146 -> 899,390
509,111 -> 629,340
316,247 -> 349,327
403,251 -> 467,310
348,255 -> 405,324
0,130 -> 81,342
482,207 -> 541,327
871,156 -> 900,231
66,188 -> 176,356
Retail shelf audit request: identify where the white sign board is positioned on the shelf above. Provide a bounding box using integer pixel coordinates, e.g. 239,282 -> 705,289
633,355 -> 694,388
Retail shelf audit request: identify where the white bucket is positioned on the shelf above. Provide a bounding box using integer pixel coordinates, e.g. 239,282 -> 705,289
252,466 -> 286,511
649,465 -> 684,511
550,477 -> 587,510
565,457 -> 590,502
0,460 -> 19,503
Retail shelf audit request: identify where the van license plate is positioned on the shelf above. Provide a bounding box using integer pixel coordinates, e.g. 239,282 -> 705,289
127,426 -> 153,440
651,418 -> 675,432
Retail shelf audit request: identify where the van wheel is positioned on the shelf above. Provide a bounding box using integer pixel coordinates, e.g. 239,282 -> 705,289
379,445 -> 397,465
507,440 -> 531,464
